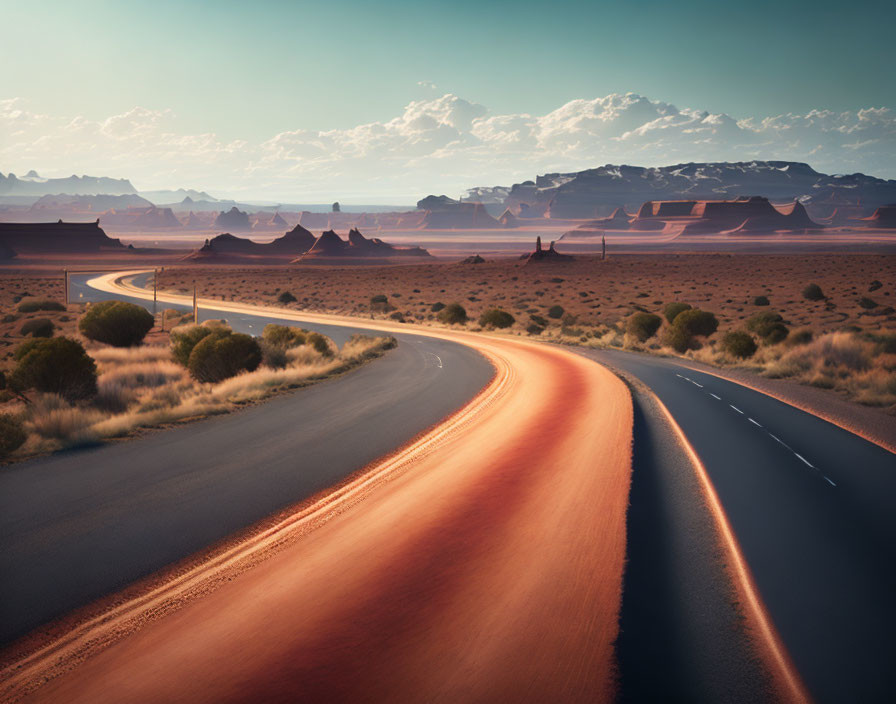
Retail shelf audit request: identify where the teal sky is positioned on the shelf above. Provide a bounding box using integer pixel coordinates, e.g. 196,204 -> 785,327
5,0 -> 893,140
2,0 -> 894,198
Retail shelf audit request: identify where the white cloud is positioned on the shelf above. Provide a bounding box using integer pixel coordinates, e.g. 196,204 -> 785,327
2,93 -> 893,201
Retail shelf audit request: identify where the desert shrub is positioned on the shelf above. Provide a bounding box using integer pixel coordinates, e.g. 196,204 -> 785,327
866,332 -> 896,354
479,308 -> 515,329
626,312 -> 663,341
438,302 -> 467,325
389,311 -> 405,322
260,341 -> 289,369
663,324 -> 694,353
0,414 -> 26,458
858,297 -> 878,310
753,295 -> 770,306
188,332 -> 262,383
305,332 -> 334,357
262,324 -> 306,348
20,318 -> 55,338
277,291 -> 297,304
530,314 -> 547,327
430,302 -> 446,312
664,301 -> 692,324
720,331 -> 758,358
17,298 -> 65,313
786,329 -> 814,346
12,337 -> 97,401
170,324 -> 227,366
79,300 -> 154,347
868,280 -> 883,292
526,323 -> 544,335
547,305 -> 565,319
802,283 -> 825,301
3,313 -> 18,323
746,311 -> 789,344
369,294 -> 391,312
673,309 -> 719,337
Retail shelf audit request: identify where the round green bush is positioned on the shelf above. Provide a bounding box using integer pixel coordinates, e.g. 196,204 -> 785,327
662,324 -> 694,353
626,312 -> 663,341
17,298 -> 66,313
437,302 -> 467,325
188,332 -> 262,383
526,323 -> 544,335
547,305 -> 565,319
20,318 -> 55,338
0,414 -> 26,458
529,314 -> 547,327
306,331 -> 334,357
170,324 -> 226,366
753,295 -> 770,306
746,311 -> 789,344
672,309 -> 719,337
277,291 -> 297,304
479,308 -> 515,329
720,331 -> 758,358
858,297 -> 878,310
12,337 -> 97,401
79,300 -> 154,347
663,301 -> 692,324
430,302 -> 446,312
262,324 -> 306,348
802,283 -> 825,301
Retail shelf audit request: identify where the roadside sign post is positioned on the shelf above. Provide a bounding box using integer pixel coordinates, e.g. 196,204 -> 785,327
63,269 -> 68,306
193,284 -> 198,324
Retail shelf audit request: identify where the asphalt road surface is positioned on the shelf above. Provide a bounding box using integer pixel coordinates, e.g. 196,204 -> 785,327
578,347 -> 896,704
0,274 -> 493,645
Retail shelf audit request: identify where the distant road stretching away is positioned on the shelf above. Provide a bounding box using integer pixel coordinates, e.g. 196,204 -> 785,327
577,348 -> 896,704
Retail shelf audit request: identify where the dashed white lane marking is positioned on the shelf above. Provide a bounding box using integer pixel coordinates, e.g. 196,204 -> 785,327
824,476 -> 837,487
690,380 -> 704,388
748,418 -> 762,427
730,405 -> 744,414
794,453 -> 815,469
429,353 -> 443,368
710,393 -> 721,400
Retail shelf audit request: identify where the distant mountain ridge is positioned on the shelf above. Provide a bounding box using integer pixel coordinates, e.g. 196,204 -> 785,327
0,171 -> 137,196
457,161 -> 896,219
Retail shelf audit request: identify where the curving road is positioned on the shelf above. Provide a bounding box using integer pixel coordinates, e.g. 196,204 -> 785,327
0,273 -> 493,646
577,347 -> 896,703
3,272 -> 634,703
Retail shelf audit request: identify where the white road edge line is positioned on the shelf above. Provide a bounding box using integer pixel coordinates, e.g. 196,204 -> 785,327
730,405 -> 744,414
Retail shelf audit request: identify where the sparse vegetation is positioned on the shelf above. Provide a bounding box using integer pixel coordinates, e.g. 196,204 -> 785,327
626,312 -> 662,342
746,311 -> 789,344
188,332 -> 262,383
663,301 -> 692,324
753,295 -> 770,306
12,337 -> 98,402
277,291 -> 297,304
479,308 -> 515,329
858,297 -> 878,310
17,298 -> 66,313
79,301 -> 155,347
0,414 -> 26,458
720,331 -> 758,358
438,302 -> 467,325
802,283 -> 825,301
262,324 -> 307,348
547,305 -> 565,319
20,318 -> 55,338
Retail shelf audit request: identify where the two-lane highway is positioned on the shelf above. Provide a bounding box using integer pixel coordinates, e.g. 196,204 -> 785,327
0,273 -> 493,646
579,347 -> 896,703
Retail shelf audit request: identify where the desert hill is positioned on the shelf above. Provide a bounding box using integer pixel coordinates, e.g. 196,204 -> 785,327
0,171 -> 136,197
295,228 -> 431,263
0,220 -> 126,252
214,206 -> 251,231
443,161 -> 896,220
188,223 -> 317,261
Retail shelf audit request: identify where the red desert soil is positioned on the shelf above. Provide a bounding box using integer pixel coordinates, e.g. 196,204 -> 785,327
20,330 -> 634,703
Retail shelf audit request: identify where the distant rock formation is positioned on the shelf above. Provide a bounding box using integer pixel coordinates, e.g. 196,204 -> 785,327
498,209 -> 520,228
183,211 -> 204,228
524,236 -> 573,264
0,241 -> 17,260
29,193 -> 153,213
294,228 -> 431,263
252,211 -> 289,230
864,204 -> 896,228
0,171 -> 137,197
460,254 -> 486,264
451,162 -> 896,219
562,207 -> 631,238
187,223 -> 316,259
126,206 -> 182,228
213,206 -> 251,231
0,220 -> 125,253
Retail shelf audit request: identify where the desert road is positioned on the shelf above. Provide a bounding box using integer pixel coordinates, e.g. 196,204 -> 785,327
1,271 -> 634,703
578,348 -> 896,704
0,272 -> 493,646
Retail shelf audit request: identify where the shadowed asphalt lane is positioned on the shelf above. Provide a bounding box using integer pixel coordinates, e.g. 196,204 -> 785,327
578,347 -> 896,704
0,274 -> 493,645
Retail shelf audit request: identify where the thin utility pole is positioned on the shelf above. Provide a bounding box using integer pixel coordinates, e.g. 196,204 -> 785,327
63,269 -> 69,306
153,268 -> 158,302
193,284 -> 198,324
602,235 -> 607,261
